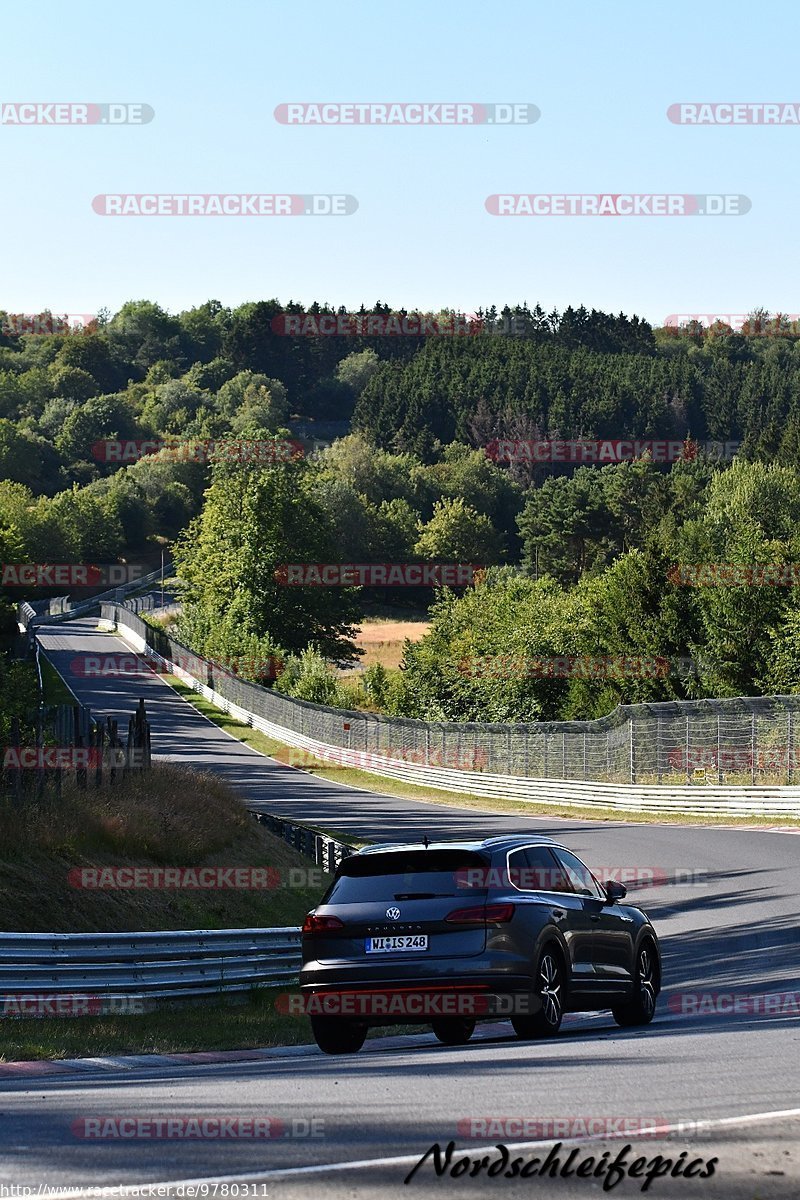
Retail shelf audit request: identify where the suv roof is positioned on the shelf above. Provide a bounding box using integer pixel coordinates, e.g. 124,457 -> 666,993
356,834 -> 563,857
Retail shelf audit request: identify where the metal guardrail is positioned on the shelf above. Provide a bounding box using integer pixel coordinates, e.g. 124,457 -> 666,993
253,812 -> 355,872
0,928 -> 302,1001
19,565 -> 173,629
0,826 -> 339,1009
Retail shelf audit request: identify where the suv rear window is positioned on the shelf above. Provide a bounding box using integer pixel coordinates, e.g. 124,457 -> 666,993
323,849 -> 489,903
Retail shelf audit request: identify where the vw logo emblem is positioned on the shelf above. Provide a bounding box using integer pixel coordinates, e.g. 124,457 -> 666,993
386,906 -> 401,920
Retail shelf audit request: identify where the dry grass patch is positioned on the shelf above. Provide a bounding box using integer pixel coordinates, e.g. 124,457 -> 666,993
0,764 -> 331,932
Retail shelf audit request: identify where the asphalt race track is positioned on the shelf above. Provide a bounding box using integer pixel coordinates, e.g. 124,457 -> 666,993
1,617 -> 797,1198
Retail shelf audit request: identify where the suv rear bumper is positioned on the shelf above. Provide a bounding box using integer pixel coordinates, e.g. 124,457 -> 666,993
298,970 -> 540,1024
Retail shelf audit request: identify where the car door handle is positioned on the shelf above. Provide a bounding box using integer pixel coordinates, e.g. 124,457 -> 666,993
551,909 -> 565,920
590,914 -> 601,923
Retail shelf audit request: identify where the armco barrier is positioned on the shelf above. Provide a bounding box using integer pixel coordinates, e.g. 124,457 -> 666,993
253,812 -> 355,872
19,564 -> 173,630
0,928 -> 302,1004
98,605 -> 800,818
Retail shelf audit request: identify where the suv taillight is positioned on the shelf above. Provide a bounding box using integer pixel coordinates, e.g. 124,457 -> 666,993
445,903 -> 515,924
303,913 -> 345,936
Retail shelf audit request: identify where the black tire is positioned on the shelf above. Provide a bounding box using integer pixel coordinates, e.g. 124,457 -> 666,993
512,945 -> 566,1039
310,1016 -> 368,1055
612,941 -> 659,1027
431,1017 -> 476,1045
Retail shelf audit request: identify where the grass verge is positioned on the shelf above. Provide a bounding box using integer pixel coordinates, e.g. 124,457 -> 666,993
39,652 -> 79,705
0,989 -> 421,1062
0,989 -> 305,1061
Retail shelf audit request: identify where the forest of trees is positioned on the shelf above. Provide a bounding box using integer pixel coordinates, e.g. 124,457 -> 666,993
3,298 -> 800,722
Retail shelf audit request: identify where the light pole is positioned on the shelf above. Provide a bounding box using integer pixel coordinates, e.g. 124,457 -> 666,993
160,548 -> 165,609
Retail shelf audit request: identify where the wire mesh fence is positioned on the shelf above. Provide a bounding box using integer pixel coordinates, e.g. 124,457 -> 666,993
103,604 -> 800,786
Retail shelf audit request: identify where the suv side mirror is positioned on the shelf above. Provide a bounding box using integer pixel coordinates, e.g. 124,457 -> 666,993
605,880 -> 627,904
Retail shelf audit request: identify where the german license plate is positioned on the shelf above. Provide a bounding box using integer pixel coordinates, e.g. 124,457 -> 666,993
365,935 -> 428,953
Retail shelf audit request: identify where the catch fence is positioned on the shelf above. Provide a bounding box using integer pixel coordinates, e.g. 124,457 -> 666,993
101,605 -> 800,787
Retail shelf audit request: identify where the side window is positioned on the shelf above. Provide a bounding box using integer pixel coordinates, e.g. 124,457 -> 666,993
528,846 -> 571,892
508,846 -> 571,893
552,849 -> 604,900
508,849 -> 529,889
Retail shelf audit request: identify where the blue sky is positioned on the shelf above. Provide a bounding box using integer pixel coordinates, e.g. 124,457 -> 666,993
2,1 -> 799,326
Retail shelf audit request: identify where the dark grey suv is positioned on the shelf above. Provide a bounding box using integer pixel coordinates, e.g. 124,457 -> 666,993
300,835 -> 661,1054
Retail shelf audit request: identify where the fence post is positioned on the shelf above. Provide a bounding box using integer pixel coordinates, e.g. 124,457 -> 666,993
583,731 -> 587,780
685,715 -> 690,784
629,719 -> 636,784
10,716 -> 22,805
543,732 -> 549,779
788,708 -> 794,785
75,705 -> 87,791
717,712 -> 722,784
561,732 -> 566,779
34,706 -> 45,802
656,716 -> 663,784
751,712 -> 756,785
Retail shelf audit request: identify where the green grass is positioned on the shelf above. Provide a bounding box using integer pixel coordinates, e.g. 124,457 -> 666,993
0,989 -> 306,1061
0,987 -> 420,1062
163,677 -> 800,829
39,652 -> 79,705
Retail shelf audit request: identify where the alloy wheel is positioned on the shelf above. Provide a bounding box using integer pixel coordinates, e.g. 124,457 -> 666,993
539,952 -> 562,1026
